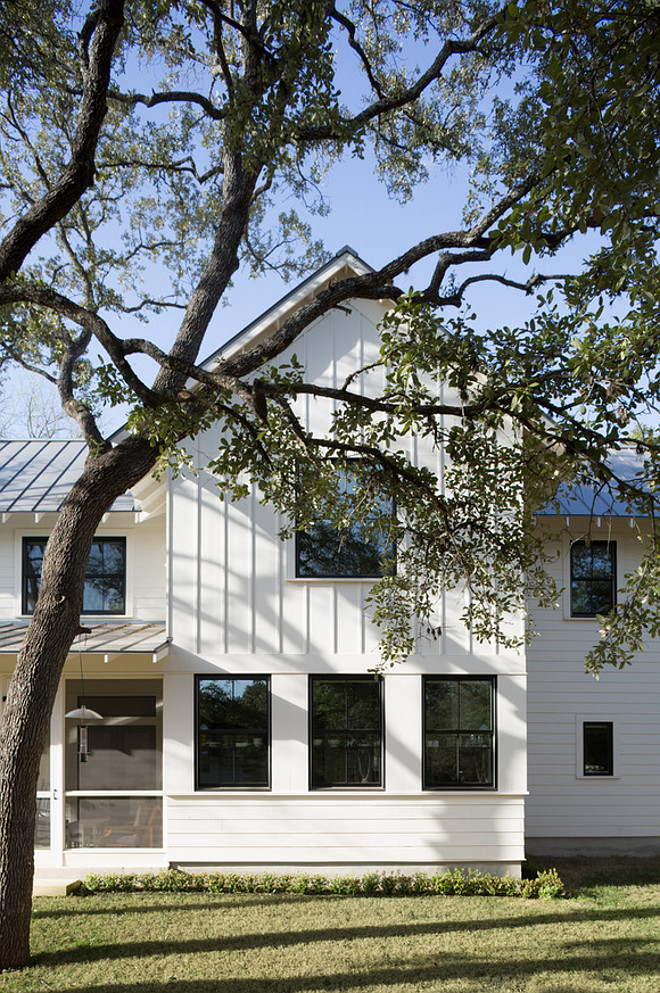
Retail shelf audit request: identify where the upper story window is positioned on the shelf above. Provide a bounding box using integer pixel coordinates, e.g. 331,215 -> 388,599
295,463 -> 395,579
22,537 -> 126,615
423,677 -> 495,789
570,540 -> 616,617
310,676 -> 383,788
196,677 -> 270,789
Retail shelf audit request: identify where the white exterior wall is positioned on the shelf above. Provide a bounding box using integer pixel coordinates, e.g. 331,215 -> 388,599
1,272 -> 531,873
161,299 -> 527,872
161,665 -> 525,871
0,512 -> 166,622
526,519 -> 660,854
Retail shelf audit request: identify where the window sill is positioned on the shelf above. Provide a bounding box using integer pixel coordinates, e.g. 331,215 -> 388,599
19,613 -> 135,622
286,576 -> 381,584
423,786 -> 497,792
195,787 -> 272,793
563,614 -> 610,623
575,775 -> 620,781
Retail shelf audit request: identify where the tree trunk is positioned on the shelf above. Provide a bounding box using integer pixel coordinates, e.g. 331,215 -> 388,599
0,436 -> 157,970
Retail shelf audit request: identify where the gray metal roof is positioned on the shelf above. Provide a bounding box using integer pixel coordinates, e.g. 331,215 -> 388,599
538,450 -> 649,517
0,440 -> 138,513
0,622 -> 169,657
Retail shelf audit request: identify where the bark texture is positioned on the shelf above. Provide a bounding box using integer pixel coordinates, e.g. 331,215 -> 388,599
0,436 -> 157,969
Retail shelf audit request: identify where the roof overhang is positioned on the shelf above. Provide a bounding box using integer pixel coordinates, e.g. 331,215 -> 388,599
0,622 -> 171,665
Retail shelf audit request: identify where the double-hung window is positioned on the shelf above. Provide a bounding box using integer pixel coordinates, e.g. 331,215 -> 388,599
23,536 -> 126,615
310,676 -> 383,788
295,463 -> 395,578
423,677 -> 495,789
196,677 -> 270,789
570,540 -> 616,617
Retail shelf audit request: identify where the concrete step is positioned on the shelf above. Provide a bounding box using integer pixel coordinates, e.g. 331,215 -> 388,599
33,868 -> 83,897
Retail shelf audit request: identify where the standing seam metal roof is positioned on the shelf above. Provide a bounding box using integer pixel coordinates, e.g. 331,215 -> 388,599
0,440 -> 138,513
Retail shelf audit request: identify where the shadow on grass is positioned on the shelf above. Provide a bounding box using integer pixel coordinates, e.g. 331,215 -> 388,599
32,905 -> 660,968
526,856 -> 660,890
21,944 -> 660,993
33,894 -> 313,919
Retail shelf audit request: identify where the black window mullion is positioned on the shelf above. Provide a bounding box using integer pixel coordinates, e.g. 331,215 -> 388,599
310,676 -> 382,789
23,536 -> 126,616
424,677 -> 495,790
570,541 -> 615,617
196,676 -> 270,790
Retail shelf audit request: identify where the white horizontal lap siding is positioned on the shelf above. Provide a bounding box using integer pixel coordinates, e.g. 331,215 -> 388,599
166,796 -> 524,864
527,524 -> 660,840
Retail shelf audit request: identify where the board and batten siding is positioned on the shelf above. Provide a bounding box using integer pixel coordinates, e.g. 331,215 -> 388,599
162,295 -> 527,870
526,519 -> 660,854
168,301 -> 523,662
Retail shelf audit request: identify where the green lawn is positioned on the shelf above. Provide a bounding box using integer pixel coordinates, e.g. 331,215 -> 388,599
3,858 -> 660,993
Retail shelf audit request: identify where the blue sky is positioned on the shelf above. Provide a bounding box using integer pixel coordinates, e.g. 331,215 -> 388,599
0,46 -> 599,439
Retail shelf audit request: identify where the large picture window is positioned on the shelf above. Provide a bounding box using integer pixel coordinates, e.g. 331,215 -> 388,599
310,676 -> 382,788
424,677 -> 495,789
296,464 -> 395,579
23,536 -> 126,615
196,677 -> 270,789
570,540 -> 616,617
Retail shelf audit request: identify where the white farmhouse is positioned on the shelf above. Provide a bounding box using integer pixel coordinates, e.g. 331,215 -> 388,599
0,248 -> 658,879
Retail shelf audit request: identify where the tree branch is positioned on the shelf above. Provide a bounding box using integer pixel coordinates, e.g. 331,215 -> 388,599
296,11 -> 498,141
109,87 -> 225,121
0,0 -> 125,282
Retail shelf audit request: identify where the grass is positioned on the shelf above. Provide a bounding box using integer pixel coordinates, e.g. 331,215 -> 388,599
2,858 -> 659,992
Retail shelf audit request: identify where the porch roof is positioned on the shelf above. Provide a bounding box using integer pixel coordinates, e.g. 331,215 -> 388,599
0,622 -> 170,660
0,440 -> 138,514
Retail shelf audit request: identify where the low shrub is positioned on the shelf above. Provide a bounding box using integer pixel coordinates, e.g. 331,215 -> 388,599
519,867 -> 566,900
79,866 -> 565,899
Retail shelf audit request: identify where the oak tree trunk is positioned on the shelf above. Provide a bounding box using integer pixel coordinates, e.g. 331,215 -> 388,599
0,436 -> 157,970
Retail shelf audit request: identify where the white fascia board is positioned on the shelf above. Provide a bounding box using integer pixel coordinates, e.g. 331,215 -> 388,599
201,249 -> 374,373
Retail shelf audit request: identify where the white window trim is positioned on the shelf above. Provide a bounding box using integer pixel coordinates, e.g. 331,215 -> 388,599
15,529 -> 135,620
575,715 -> 619,779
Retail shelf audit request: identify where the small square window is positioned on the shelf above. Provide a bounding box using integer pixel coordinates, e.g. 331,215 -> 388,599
583,721 -> 614,776
310,676 -> 382,788
570,540 -> 615,617
295,463 -> 395,578
423,677 -> 495,789
196,677 -> 270,789
22,537 -> 126,615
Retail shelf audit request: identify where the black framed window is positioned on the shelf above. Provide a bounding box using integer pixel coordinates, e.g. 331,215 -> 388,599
424,677 -> 495,789
23,537 -> 126,615
296,463 -> 395,578
570,541 -> 616,617
583,721 -> 614,776
196,677 -> 270,789
310,676 -> 382,788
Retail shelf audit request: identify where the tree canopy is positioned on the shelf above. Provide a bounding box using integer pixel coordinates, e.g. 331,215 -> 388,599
0,0 -> 657,666
0,0 -> 659,965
